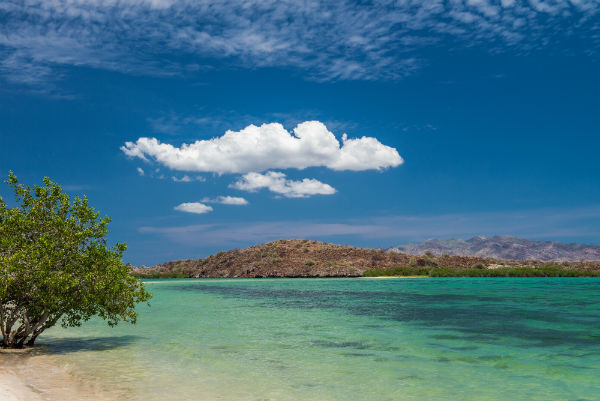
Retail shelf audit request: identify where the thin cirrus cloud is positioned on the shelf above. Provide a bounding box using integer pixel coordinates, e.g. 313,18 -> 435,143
121,121 -> 403,174
231,171 -> 336,199
2,1 -> 599,86
140,205 -> 600,246
173,202 -> 213,214
202,196 -> 249,206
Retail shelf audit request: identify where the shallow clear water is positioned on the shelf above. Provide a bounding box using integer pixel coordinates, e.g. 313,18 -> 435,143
37,278 -> 600,400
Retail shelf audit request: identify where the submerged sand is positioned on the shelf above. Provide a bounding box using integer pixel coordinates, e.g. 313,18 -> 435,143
0,349 -> 121,401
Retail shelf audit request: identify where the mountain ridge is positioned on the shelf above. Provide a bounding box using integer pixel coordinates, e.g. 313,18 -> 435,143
389,236 -> 600,261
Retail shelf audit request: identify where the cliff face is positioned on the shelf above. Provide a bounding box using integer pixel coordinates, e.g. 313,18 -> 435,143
389,236 -> 600,261
130,239 -> 600,278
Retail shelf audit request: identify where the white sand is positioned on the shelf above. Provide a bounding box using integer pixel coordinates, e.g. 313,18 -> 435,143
0,368 -> 41,401
0,350 -> 120,401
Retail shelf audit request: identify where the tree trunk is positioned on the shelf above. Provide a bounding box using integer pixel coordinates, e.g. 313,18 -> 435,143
25,314 -> 61,347
0,310 -> 57,348
25,333 -> 39,346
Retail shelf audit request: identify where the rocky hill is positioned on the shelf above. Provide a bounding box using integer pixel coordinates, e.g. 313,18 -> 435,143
131,239 -> 600,278
389,236 -> 600,261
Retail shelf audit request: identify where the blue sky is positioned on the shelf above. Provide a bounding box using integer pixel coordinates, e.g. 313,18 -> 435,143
1,0 -> 599,265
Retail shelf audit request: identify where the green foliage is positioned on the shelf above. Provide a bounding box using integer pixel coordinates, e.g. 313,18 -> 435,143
305,259 -> 315,266
427,266 -> 600,277
363,265 -> 600,278
131,271 -> 188,279
472,262 -> 486,269
363,266 -> 430,277
409,256 -> 436,268
0,172 -> 152,348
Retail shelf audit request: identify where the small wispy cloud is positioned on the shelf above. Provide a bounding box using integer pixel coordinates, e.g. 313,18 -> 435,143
137,167 -> 145,176
171,175 -> 205,183
173,202 -> 213,214
202,196 -> 249,205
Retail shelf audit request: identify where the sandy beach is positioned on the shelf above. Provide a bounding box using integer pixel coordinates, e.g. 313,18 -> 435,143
0,349 -> 43,401
0,350 -> 119,401
0,367 -> 41,401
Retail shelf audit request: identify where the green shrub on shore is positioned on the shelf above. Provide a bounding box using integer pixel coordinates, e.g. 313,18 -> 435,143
1,173 -> 151,348
363,265 -> 600,277
131,271 -> 189,279
432,266 -> 600,277
363,266 -> 430,277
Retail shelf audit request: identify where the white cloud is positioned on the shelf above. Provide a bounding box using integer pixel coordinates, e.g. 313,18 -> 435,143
171,175 -> 205,182
173,202 -> 213,214
202,196 -> 249,205
121,121 -> 403,174
2,1 -> 599,87
172,175 -> 192,182
231,171 -> 336,198
136,167 -> 145,176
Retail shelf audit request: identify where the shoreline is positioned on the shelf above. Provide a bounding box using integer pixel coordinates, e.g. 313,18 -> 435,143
0,349 -> 119,401
0,367 -> 41,401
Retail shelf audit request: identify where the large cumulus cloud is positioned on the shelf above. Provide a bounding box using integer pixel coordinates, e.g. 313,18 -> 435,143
121,121 -> 403,174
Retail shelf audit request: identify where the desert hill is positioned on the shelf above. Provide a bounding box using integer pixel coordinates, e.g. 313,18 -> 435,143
131,239 -> 600,278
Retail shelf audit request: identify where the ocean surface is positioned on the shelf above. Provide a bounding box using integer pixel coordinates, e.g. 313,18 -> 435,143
26,278 -> 600,400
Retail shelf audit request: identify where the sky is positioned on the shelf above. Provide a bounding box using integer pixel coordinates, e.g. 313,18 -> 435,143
1,0 -> 599,265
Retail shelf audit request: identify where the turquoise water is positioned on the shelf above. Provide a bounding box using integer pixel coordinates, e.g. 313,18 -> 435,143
38,278 -> 599,400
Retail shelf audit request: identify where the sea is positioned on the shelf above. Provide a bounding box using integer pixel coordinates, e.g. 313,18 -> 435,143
13,278 -> 600,400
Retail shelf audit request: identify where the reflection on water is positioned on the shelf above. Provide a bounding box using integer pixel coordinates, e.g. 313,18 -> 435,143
10,278 -> 600,401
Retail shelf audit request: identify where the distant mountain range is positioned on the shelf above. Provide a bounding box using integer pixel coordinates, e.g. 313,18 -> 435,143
389,236 -> 600,261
